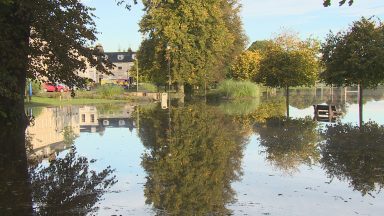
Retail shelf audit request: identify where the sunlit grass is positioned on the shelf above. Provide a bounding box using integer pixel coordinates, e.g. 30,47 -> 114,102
25,97 -> 127,106
214,80 -> 261,99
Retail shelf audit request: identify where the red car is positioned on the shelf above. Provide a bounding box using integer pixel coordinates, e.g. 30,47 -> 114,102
42,83 -> 56,92
56,84 -> 69,92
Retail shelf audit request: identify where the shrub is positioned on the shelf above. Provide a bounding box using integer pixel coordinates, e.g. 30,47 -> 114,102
95,85 -> 125,98
216,80 -> 260,99
139,83 -> 157,92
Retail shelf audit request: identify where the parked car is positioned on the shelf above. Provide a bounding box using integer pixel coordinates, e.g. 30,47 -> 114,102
42,83 -> 56,92
56,84 -> 69,92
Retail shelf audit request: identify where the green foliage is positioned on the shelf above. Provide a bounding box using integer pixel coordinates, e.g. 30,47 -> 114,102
248,40 -> 273,52
215,80 -> 260,99
95,85 -> 125,99
247,98 -> 287,123
229,50 -> 262,81
25,80 -> 41,95
138,103 -> 248,215
139,82 -> 157,92
257,31 -> 320,89
30,147 -> 117,215
320,122 -> 384,195
137,0 -> 247,88
323,0 -> 354,7
255,117 -> 320,175
321,17 -> 384,88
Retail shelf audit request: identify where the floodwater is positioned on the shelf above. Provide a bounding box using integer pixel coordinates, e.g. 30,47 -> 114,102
10,87 -> 384,215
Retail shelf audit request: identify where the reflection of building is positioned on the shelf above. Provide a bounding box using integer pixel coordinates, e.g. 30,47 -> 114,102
79,105 -> 136,134
26,107 -> 80,160
79,106 -> 99,133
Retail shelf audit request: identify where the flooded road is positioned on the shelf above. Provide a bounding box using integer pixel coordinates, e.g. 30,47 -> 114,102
12,87 -> 384,215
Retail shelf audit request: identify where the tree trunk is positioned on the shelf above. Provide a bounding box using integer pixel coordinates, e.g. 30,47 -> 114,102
0,2 -> 33,214
176,83 -> 185,95
286,85 -> 290,119
359,84 -> 363,128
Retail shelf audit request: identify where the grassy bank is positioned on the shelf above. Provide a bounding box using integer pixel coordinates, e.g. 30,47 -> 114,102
25,97 -> 128,107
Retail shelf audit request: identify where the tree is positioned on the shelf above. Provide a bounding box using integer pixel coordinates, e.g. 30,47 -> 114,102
320,122 -> 384,196
137,0 -> 246,92
0,1 -> 114,214
256,31 -> 320,117
229,50 -> 262,81
323,0 -> 354,7
321,17 -> 384,126
248,40 -> 273,52
0,0 -> 113,153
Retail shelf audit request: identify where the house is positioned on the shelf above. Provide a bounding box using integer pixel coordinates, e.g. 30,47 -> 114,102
80,45 -> 136,84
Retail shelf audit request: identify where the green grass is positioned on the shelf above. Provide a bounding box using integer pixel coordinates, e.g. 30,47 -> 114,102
211,80 -> 261,99
95,85 -> 125,98
25,97 -> 128,107
139,83 -> 158,92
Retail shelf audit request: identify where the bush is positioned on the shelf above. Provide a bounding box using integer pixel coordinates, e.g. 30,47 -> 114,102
139,83 -> 157,92
215,80 -> 260,99
95,85 -> 125,98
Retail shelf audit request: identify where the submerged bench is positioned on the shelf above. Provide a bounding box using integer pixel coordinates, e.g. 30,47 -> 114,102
313,104 -> 341,122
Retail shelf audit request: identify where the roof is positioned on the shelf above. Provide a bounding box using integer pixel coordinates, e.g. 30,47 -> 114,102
105,52 -> 136,63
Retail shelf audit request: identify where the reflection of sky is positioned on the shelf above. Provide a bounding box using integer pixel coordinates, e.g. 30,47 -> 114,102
230,135 -> 384,216
34,94 -> 384,215
73,128 -> 151,215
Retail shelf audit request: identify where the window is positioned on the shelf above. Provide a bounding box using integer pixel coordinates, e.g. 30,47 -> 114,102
81,114 -> 85,122
117,55 -> 124,60
91,114 -> 95,123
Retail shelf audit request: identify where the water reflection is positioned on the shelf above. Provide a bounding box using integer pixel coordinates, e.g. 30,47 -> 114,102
26,104 -> 137,162
30,147 -> 117,215
255,117 -> 320,175
320,122 -> 384,196
138,103 -> 249,215
3,87 -> 384,215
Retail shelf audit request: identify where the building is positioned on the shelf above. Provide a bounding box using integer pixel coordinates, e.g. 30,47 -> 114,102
80,46 -> 136,84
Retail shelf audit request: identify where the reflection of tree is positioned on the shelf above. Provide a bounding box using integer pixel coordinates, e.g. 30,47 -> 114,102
248,98 -> 286,123
320,122 -> 384,196
289,89 -> 323,109
30,147 -> 117,215
138,104 -> 248,215
255,117 -> 320,175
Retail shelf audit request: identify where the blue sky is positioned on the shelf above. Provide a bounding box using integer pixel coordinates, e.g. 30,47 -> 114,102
84,0 -> 384,52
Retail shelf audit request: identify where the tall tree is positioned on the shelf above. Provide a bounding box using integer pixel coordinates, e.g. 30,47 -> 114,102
229,50 -> 262,81
256,31 -> 320,118
321,17 -> 384,126
248,40 -> 273,52
137,0 -> 246,92
0,1 -> 113,213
